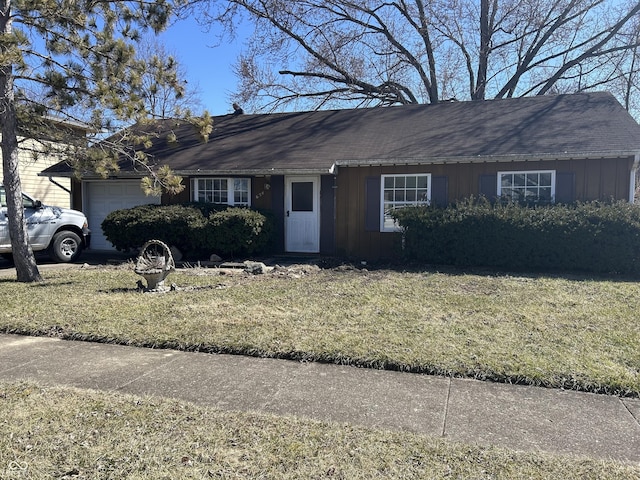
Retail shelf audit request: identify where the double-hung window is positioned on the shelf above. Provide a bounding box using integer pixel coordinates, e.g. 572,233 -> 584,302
381,174 -> 431,231
498,170 -> 555,205
192,178 -> 250,206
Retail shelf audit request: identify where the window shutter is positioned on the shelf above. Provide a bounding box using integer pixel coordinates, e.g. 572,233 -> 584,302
431,176 -> 448,207
555,172 -> 575,204
365,176 -> 381,231
479,174 -> 497,201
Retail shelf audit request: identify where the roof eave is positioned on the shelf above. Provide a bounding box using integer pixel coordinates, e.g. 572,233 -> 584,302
41,150 -> 640,179
39,167 -> 333,179
174,167 -> 332,176
334,151 -> 640,167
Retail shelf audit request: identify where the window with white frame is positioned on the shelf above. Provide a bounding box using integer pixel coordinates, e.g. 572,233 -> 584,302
498,170 -> 555,204
192,178 -> 250,206
381,174 -> 431,231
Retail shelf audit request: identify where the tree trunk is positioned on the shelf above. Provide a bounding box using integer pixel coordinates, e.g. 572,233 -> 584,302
473,0 -> 491,100
0,1 -> 43,282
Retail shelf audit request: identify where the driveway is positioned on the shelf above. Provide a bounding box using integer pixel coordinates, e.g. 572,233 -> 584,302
0,250 -> 133,276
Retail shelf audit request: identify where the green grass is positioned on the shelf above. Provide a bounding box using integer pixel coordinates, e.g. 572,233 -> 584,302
2,382 -> 639,479
1,264 -> 639,396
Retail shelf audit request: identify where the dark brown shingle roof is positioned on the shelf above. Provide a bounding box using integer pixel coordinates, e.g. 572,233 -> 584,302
42,92 -> 640,177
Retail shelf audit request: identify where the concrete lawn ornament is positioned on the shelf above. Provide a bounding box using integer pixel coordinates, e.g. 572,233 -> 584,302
134,240 -> 176,291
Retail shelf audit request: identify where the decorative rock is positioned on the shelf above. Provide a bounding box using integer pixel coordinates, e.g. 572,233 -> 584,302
243,261 -> 269,275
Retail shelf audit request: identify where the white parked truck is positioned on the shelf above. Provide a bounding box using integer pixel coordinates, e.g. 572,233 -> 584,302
0,185 -> 91,262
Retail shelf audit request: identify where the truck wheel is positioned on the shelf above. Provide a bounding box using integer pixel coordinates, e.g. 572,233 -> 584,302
50,231 -> 82,263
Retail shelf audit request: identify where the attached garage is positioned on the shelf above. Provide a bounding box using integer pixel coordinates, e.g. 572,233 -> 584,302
83,181 -> 160,251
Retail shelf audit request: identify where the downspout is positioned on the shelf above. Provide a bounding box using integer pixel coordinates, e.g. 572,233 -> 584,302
630,154 -> 640,204
48,176 -> 72,195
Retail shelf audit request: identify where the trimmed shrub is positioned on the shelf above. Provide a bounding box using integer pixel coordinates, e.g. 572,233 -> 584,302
181,201 -> 228,217
102,204 -> 207,256
102,204 -> 274,259
391,198 -> 640,274
204,207 -> 274,257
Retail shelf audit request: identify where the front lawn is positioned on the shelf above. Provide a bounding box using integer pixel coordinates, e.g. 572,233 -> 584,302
1,263 -> 638,396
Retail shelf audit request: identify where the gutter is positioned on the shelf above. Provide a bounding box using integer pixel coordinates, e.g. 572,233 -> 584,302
334,150 -> 640,168
179,167 -> 332,176
51,167 -> 334,178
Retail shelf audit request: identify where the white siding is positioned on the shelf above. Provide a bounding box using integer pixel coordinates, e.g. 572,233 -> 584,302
0,136 -> 71,208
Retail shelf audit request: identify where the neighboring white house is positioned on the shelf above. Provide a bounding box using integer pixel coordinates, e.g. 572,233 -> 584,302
0,136 -> 71,208
0,118 -> 95,208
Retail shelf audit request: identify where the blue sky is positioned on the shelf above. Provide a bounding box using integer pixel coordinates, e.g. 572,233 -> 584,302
159,16 -> 248,116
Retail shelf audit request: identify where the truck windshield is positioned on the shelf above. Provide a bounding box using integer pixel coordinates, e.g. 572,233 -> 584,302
0,187 -> 38,208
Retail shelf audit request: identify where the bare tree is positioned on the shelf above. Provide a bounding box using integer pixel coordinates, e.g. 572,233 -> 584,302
604,15 -> 640,114
187,0 -> 640,112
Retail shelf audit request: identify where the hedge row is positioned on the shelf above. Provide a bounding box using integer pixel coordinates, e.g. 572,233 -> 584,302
391,198 -> 640,274
101,204 -> 274,259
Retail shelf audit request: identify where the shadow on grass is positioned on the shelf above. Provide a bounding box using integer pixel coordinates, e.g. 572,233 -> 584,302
0,278 -> 77,287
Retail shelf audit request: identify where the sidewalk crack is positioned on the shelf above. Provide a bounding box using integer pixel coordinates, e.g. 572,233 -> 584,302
441,376 -> 452,437
621,398 -> 640,427
113,355 -> 182,391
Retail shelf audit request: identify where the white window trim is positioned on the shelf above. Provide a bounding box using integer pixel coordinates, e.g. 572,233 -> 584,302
380,173 -> 431,232
497,170 -> 556,204
192,177 -> 251,206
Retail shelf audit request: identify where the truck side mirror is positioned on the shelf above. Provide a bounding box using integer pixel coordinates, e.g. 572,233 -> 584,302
33,200 -> 42,209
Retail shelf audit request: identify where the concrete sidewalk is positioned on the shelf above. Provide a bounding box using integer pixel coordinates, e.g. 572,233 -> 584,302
1,333 -> 639,464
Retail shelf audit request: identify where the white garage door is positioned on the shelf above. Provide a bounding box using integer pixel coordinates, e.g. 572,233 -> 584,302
84,181 -> 161,251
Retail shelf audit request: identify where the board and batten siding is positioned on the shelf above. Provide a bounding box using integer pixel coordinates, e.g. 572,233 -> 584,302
334,156 -> 635,261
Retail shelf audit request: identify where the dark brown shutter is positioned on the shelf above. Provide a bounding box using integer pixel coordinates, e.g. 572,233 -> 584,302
479,174 -> 497,201
431,176 -> 448,207
555,172 -> 576,204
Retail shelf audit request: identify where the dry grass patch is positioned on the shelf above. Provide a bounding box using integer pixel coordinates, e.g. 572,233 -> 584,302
0,265 -> 639,395
1,382 -> 638,479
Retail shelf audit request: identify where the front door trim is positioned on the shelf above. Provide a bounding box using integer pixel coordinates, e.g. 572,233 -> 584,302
285,175 -> 320,253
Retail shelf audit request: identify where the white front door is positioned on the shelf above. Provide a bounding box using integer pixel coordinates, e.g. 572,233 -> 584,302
285,176 -> 320,253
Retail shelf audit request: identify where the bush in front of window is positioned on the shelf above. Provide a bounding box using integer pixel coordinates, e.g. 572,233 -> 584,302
102,204 -> 208,257
102,204 -> 274,259
204,207 -> 274,257
392,198 -> 640,275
